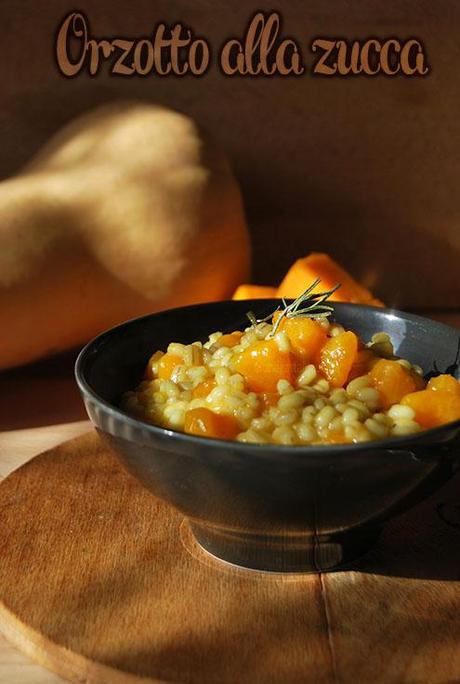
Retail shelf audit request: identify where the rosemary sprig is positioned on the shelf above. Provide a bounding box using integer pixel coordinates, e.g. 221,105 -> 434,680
246,279 -> 341,337
246,308 -> 280,328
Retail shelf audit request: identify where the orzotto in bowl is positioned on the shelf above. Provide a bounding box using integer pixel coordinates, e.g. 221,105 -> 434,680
75,300 -> 460,572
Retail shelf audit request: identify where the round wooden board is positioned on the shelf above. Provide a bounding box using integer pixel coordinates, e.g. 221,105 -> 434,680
0,432 -> 460,684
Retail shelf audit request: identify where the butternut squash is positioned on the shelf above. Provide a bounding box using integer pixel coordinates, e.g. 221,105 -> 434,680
318,331 -> 359,388
0,103 -> 250,369
233,339 -> 297,393
401,390 -> 460,429
277,253 -> 384,305
184,407 -> 241,440
233,253 -> 383,307
369,359 -> 425,409
233,284 -> 277,300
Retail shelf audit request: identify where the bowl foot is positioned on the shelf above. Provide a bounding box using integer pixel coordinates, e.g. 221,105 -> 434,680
187,521 -> 380,573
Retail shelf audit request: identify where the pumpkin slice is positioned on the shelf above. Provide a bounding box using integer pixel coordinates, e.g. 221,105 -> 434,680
426,374 -> 460,395
233,284 -> 278,300
233,339 -> 296,393
277,252 -> 384,306
318,331 -> 359,388
157,353 -> 183,380
259,392 -> 280,410
369,359 -> 425,410
322,428 -> 352,445
184,407 -> 240,439
192,379 -> 217,398
277,316 -> 328,364
348,349 -> 377,381
216,331 -> 243,347
401,390 -> 460,428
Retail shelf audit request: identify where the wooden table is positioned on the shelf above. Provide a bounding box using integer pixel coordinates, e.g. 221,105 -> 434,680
0,311 -> 459,684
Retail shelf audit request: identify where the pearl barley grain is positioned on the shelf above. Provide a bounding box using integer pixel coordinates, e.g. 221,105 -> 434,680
297,364 -> 317,387
388,404 -> 416,422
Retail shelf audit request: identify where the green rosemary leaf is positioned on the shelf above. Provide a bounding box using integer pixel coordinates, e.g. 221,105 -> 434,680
246,311 -> 258,328
263,279 -> 341,338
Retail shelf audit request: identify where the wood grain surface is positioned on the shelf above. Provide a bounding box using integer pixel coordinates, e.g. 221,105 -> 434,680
0,422 -> 91,684
0,430 -> 459,684
0,310 -> 458,683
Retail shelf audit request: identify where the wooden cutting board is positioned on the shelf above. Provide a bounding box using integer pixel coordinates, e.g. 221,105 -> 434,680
0,431 -> 460,684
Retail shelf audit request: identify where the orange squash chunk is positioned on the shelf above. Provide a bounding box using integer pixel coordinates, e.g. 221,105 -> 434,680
259,392 -> 279,410
369,359 -> 425,410
233,284 -> 278,300
217,332 -> 243,348
184,407 -> 240,440
157,353 -> 183,380
348,349 -> 377,381
277,317 -> 327,363
233,339 -> 295,393
402,390 -> 460,428
322,429 -> 352,445
192,378 -> 217,398
318,331 -> 359,388
145,352 -> 160,379
277,253 -> 384,306
427,374 -> 460,395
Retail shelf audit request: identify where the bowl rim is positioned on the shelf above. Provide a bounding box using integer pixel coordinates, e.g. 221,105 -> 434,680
75,299 -> 460,456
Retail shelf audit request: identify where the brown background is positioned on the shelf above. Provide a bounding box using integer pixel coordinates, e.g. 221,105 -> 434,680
1,0 -> 459,309
1,7 -> 460,679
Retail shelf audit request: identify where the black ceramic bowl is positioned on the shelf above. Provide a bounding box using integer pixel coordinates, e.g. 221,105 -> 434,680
75,300 -> 460,572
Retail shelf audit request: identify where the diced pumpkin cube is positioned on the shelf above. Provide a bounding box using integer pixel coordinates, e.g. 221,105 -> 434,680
348,349 -> 377,381
369,359 -> 425,410
427,374 -> 460,395
277,317 -> 327,364
157,353 -> 183,380
401,390 -> 460,428
184,407 -> 240,440
233,339 -> 296,393
217,331 -> 243,348
192,378 -> 217,398
318,331 -> 359,388
259,392 -> 279,410
233,284 -> 277,300
322,429 -> 352,444
145,351 -> 164,379
277,253 -> 384,306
